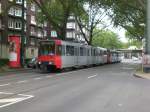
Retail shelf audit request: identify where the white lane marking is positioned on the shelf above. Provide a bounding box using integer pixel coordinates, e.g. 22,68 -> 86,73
45,76 -> 52,78
88,75 -> 97,79
0,83 -> 10,87
0,92 -> 34,108
0,92 -> 14,95
34,77 -> 42,80
0,98 -> 23,103
118,103 -> 123,107
16,80 -> 28,84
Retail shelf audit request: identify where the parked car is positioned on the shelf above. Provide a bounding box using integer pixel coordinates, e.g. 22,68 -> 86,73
27,57 -> 37,69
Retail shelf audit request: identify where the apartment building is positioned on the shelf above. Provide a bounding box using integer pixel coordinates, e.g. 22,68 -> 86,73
66,15 -> 89,44
0,0 -> 50,59
0,0 -> 26,59
0,0 -> 89,60
0,0 -> 2,42
26,2 -> 44,58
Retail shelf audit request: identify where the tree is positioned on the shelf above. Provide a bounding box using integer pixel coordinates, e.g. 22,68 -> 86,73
125,31 -> 142,48
99,0 -> 145,40
30,0 -> 85,40
76,0 -> 109,45
92,29 -> 123,49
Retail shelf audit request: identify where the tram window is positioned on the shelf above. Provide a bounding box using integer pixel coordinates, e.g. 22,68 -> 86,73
61,45 -> 65,56
66,45 -> 74,56
39,42 -> 55,55
80,47 -> 84,56
87,49 -> 90,56
101,50 -> 104,56
91,48 -> 94,56
83,48 -> 86,56
74,47 -> 78,56
104,51 -> 106,55
56,45 -> 62,56
94,49 -> 96,56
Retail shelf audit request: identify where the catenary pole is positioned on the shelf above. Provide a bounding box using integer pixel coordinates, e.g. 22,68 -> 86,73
21,0 -> 25,67
146,0 -> 150,54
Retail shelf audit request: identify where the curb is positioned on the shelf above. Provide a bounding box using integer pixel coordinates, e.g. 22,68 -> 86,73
133,73 -> 150,80
133,74 -> 145,79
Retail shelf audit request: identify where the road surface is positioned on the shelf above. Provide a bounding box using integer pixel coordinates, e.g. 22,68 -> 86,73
0,62 -> 150,112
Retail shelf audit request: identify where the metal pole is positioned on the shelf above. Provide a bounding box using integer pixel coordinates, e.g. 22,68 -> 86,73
146,0 -> 150,54
21,0 -> 25,67
143,0 -> 150,73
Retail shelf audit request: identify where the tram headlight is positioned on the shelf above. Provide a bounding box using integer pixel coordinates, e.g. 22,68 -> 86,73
49,61 -> 54,65
38,61 -> 41,64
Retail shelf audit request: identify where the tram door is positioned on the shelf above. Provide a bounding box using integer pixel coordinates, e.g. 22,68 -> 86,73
74,47 -> 78,66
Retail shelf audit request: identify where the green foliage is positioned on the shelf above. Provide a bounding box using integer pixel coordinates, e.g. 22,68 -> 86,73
31,0 -> 85,40
99,0 -> 145,40
125,31 -> 142,48
0,59 -> 9,68
92,29 -> 123,49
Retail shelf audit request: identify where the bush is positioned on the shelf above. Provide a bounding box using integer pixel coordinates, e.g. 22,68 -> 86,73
0,59 -> 9,68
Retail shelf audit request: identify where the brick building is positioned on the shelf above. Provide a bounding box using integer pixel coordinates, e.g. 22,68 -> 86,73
0,0 -> 25,59
0,0 -> 50,59
0,0 -> 89,60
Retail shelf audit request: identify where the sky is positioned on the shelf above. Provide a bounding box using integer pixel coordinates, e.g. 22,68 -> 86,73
109,27 -> 128,43
100,14 -> 128,43
84,5 -> 128,43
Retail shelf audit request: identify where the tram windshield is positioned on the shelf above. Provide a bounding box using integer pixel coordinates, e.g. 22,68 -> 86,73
39,41 -> 55,56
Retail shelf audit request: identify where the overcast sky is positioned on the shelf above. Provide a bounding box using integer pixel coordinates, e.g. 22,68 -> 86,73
109,27 -> 128,43
100,14 -> 128,43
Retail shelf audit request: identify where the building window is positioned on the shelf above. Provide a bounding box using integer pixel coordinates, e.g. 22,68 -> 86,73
16,0 -> 22,4
9,0 -> 14,2
31,27 -> 36,36
31,3 -> 36,12
24,24 -> 27,32
8,19 -> 14,28
67,32 -> 73,38
30,38 -> 35,45
31,49 -> 34,56
38,30 -> 42,38
14,20 -> 22,29
44,30 -> 47,36
67,22 -> 75,29
31,15 -> 36,25
15,8 -> 22,17
44,21 -> 47,27
8,7 -> 14,15
24,11 -> 27,20
0,19 -> 2,29
0,3 -> 2,14
24,0 -> 27,8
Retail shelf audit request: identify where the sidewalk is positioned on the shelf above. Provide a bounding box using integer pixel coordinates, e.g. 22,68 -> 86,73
134,70 -> 150,80
0,65 -> 32,75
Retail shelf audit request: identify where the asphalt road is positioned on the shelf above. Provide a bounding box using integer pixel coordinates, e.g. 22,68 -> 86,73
0,62 -> 150,112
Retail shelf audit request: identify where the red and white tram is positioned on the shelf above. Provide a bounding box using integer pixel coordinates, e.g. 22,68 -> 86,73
37,39 -> 121,72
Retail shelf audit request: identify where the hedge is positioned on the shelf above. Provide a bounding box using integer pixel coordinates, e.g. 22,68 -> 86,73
0,59 -> 9,68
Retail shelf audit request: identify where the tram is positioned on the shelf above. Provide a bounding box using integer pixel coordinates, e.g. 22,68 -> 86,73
37,39 -> 121,72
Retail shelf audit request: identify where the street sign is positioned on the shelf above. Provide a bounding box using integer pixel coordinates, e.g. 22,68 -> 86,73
51,31 -> 57,38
